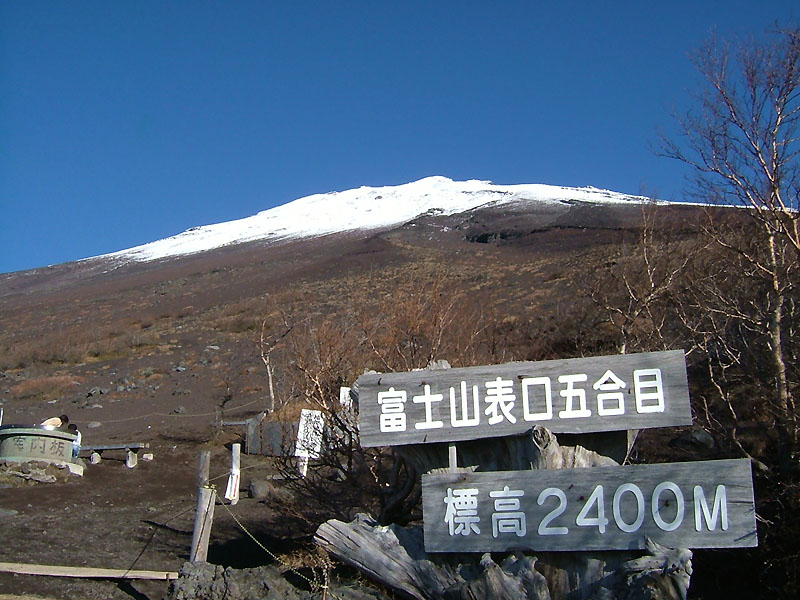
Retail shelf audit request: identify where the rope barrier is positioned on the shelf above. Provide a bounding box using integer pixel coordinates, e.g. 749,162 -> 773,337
218,498 -> 340,600
88,399 -> 263,424
86,426 -> 340,597
126,480 -> 340,597
207,461 -> 266,484
123,501 -> 198,574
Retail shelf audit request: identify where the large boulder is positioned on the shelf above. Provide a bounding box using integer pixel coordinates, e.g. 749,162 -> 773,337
248,479 -> 275,502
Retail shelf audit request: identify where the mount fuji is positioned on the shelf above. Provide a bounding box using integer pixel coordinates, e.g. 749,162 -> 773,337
102,176 -> 657,264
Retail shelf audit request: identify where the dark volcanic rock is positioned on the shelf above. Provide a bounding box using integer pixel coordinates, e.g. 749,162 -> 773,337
167,561 -> 392,600
167,562 -> 297,600
248,478 -> 275,502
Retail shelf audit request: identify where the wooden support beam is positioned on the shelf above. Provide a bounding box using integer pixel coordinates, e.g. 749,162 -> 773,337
82,443 -> 150,467
83,443 -> 149,452
0,561 -> 178,580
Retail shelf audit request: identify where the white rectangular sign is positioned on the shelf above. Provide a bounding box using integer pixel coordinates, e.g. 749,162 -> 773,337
294,409 -> 324,459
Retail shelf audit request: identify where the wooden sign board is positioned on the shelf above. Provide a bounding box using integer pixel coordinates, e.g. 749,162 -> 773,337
247,420 -> 298,456
422,458 -> 756,553
294,409 -> 324,459
357,350 -> 691,447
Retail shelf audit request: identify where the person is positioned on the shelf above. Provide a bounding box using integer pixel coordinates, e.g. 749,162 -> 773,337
40,414 -> 69,430
67,423 -> 81,460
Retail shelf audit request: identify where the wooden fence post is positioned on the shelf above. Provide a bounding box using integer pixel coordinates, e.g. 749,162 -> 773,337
190,450 -> 215,562
448,444 -> 457,472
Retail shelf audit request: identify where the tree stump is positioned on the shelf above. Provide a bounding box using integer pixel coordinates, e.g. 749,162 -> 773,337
315,427 -> 692,599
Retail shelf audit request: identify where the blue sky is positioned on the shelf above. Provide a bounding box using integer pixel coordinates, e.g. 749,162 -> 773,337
1,1 -> 797,274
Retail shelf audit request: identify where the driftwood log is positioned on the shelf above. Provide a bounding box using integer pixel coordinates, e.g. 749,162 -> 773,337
315,427 -> 692,600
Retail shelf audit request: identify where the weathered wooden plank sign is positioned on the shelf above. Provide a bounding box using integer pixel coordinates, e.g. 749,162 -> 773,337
421,458 -> 756,553
357,350 -> 691,447
294,408 -> 325,477
295,409 -> 325,459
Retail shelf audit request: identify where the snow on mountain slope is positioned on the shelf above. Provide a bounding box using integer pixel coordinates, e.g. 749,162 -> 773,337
103,176 -> 653,263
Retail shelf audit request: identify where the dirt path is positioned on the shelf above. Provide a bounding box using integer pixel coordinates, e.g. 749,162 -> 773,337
0,437 -> 290,600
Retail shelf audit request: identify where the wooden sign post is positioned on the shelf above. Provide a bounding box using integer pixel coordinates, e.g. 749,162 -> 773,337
357,350 -> 692,447
318,350 -> 758,599
294,409 -> 324,477
422,458 -> 756,553
354,350 -> 759,553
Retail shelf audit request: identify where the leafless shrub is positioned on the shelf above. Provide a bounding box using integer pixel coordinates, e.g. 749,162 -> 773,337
583,204 -> 705,356
265,274 -> 513,527
0,320 -> 163,369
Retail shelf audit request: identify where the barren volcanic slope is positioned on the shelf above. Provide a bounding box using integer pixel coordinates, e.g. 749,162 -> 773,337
0,177 -> 685,435
0,178 -> 707,599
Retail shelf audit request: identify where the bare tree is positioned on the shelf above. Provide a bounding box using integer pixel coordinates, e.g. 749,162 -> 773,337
258,314 -> 293,413
657,29 -> 800,597
661,25 -> 800,466
586,203 -> 703,355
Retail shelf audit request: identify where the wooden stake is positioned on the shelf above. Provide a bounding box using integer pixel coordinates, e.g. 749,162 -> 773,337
190,450 -> 215,562
297,455 -> 309,477
196,449 -> 211,487
214,406 -> 223,438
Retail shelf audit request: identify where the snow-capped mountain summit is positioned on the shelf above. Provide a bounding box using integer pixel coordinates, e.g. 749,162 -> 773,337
104,176 -> 653,264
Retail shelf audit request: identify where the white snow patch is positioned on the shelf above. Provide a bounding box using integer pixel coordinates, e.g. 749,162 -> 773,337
100,176 -> 656,264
